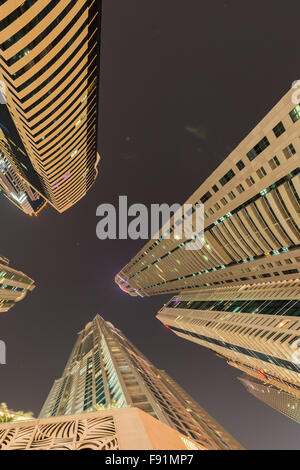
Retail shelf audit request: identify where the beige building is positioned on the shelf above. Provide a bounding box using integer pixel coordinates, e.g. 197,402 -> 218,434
0,254 -> 35,313
0,408 -> 209,450
116,88 -> 300,297
115,87 -> 300,421
39,315 -> 242,450
157,279 -> 300,398
239,375 -> 300,424
0,0 -> 101,212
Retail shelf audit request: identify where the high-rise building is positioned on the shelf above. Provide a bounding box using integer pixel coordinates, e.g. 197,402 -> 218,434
39,315 -> 242,450
116,88 -> 300,297
0,124 -> 46,215
0,254 -> 35,312
156,279 -> 300,399
0,0 -> 101,213
115,87 -> 300,421
0,104 -> 49,203
239,375 -> 300,424
0,408 -> 206,450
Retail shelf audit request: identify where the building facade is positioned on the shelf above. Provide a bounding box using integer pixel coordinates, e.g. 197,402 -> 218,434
0,0 -> 101,212
114,89 -> 300,421
0,125 -> 46,215
116,88 -> 300,297
0,254 -> 35,312
239,375 -> 300,424
39,315 -> 242,450
156,279 -> 300,399
0,408 -> 207,450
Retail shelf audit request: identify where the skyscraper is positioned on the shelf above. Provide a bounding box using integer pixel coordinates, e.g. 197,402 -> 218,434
39,315 -> 242,450
0,125 -> 46,215
0,0 -> 101,213
239,375 -> 300,424
0,104 -> 49,204
115,87 -> 300,420
116,88 -> 300,297
156,279 -> 300,401
0,254 -> 35,312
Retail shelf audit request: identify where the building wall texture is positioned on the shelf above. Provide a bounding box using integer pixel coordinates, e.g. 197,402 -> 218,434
239,375 -> 300,424
0,408 -> 209,450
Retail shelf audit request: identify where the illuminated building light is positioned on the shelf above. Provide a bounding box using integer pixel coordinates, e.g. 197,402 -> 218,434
256,370 -> 267,380
70,150 -> 78,159
34,201 -> 48,216
117,275 -> 129,285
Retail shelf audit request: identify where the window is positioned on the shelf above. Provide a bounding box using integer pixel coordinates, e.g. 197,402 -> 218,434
282,269 -> 299,275
268,156 -> 280,170
228,191 -> 236,200
274,156 -> 280,166
246,176 -> 255,187
290,105 -> 300,123
247,137 -> 270,161
2,0 -> 40,31
283,144 -> 296,159
256,166 -> 267,179
236,160 -> 245,171
212,184 -> 219,193
236,184 -> 245,193
272,121 -> 285,138
219,169 -> 235,186
200,191 -> 212,203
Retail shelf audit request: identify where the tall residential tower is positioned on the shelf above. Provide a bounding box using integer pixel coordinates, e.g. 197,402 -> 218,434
39,315 -> 242,450
157,279 -> 300,401
0,0 -> 101,212
0,123 -> 46,215
115,87 -> 300,420
116,88 -> 299,297
0,254 -> 35,312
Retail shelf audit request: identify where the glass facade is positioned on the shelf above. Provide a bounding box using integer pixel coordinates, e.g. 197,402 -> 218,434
39,315 -> 242,450
167,298 -> 300,317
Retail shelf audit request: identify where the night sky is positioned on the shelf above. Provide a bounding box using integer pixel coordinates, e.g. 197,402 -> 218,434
1,0 -> 300,450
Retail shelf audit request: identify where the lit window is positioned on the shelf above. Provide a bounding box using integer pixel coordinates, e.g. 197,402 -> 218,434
289,105 -> 300,123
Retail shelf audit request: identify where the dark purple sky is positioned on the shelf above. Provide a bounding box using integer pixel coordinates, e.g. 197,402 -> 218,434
1,0 -> 300,449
